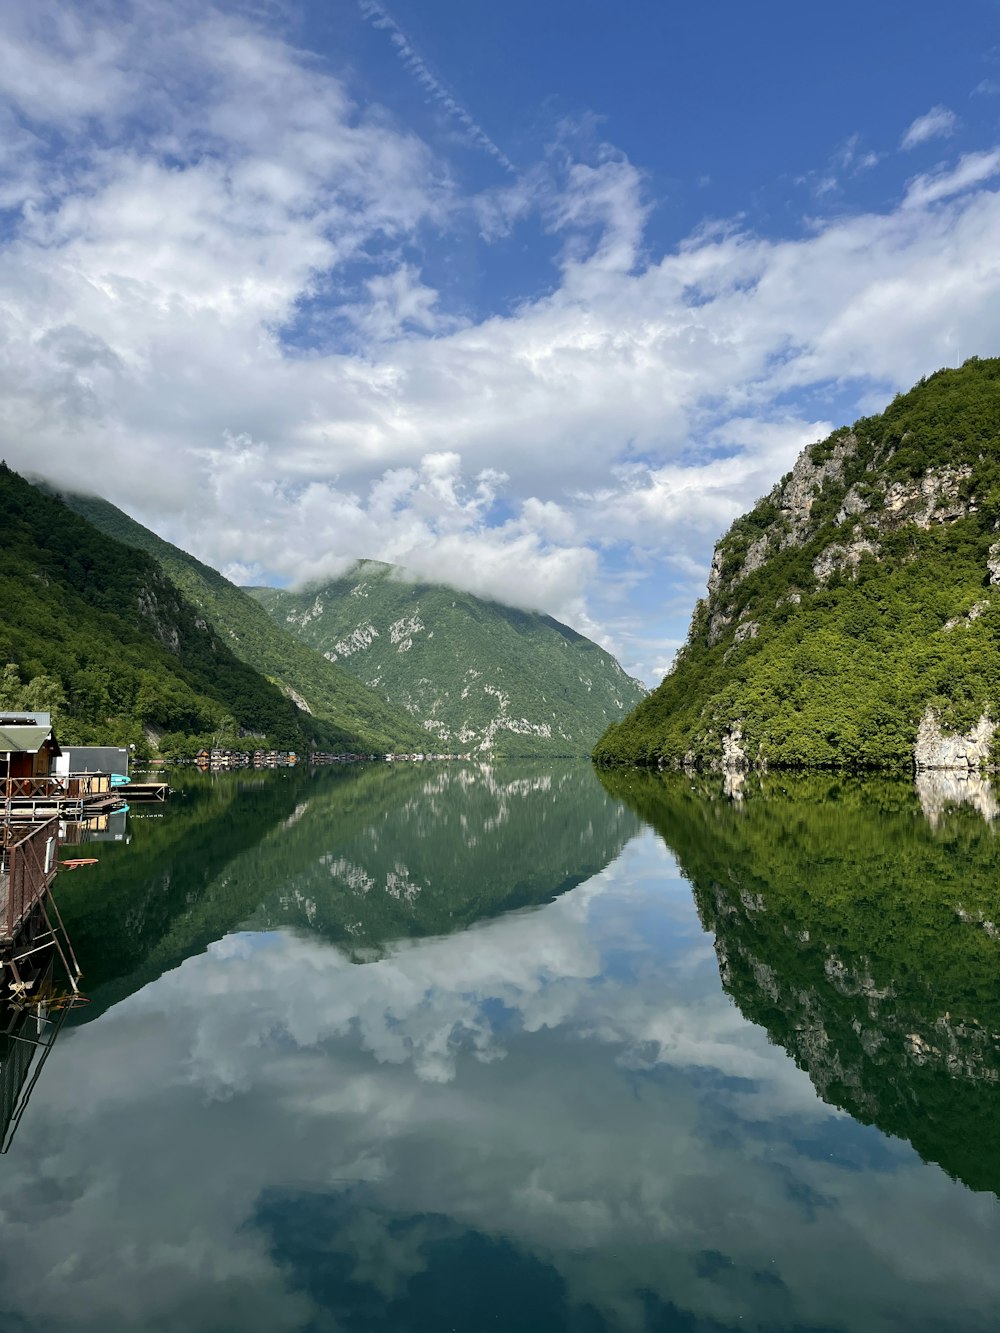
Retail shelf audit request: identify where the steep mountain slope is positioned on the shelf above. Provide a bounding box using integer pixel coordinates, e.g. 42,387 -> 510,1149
595,358 -> 1000,770
249,562 -> 646,756
0,465 -> 309,749
58,493 -> 430,754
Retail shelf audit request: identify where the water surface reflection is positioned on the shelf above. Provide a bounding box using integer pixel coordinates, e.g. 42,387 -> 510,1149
0,763 -> 997,1332
600,768 -> 1000,1197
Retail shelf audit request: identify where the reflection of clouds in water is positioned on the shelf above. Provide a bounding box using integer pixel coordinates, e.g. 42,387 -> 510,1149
0,832 -> 999,1331
178,835 -> 816,1097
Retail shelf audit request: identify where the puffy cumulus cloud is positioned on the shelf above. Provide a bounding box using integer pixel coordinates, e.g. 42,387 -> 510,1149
2,2 -> 1000,681
901,104 -> 960,150
583,416 -> 835,550
185,447 -> 599,620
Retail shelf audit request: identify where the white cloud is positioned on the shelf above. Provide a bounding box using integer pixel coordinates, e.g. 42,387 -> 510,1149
901,104 -> 959,149
903,148 -> 1000,207
1,2 -> 1000,682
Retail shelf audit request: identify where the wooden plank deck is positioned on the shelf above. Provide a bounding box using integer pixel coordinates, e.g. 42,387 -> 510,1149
113,782 -> 169,802
3,776 -> 125,821
3,794 -> 124,822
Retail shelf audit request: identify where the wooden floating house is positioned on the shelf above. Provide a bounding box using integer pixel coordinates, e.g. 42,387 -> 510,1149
0,723 -> 144,1140
1,820 -> 60,945
0,713 -> 61,782
0,721 -> 167,817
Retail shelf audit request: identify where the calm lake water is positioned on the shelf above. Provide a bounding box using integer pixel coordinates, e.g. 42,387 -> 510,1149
2,761 -> 999,1331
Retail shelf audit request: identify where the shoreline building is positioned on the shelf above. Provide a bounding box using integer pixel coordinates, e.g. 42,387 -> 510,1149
0,713 -> 61,782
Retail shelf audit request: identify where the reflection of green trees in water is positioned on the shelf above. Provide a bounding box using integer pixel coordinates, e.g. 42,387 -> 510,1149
599,769 -> 1000,1196
58,771 -> 304,1017
60,762 -> 640,1017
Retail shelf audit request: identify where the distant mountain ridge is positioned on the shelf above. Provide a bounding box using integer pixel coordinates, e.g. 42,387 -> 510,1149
596,358 -> 1000,770
250,561 -> 647,757
58,492 -> 430,754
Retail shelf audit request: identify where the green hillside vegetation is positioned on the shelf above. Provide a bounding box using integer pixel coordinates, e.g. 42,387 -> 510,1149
595,358 -> 1000,769
250,562 -> 646,757
0,465 -> 312,752
599,768 -> 1000,1195
58,492 -> 430,754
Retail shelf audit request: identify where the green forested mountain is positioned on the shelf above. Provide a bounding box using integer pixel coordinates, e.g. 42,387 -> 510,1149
600,769 -> 1000,1195
249,562 -> 646,757
596,358 -> 1000,769
58,492 -> 430,754
0,464 -> 312,750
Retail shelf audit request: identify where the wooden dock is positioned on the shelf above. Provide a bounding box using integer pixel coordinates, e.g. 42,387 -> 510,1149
1,819 -> 80,1006
0,816 -> 86,1151
2,775 -> 126,822
113,781 -> 169,802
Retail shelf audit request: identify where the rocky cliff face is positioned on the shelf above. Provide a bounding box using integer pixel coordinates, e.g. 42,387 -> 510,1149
595,358 -> 1000,770
914,709 -> 996,773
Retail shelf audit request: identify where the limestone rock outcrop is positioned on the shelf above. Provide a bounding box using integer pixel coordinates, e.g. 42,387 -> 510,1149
914,709 -> 995,773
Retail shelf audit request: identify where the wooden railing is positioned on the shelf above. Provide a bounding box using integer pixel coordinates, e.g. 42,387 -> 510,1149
1,777 -> 64,802
1,819 -> 59,939
1,774 -> 111,804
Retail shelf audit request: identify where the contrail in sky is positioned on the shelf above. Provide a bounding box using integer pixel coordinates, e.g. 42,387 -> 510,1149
359,0 -> 516,173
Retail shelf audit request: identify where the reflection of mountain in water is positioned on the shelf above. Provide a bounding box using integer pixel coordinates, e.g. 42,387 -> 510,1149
58,771 -> 306,1017
61,762 -> 640,1017
599,769 -> 1000,1196
245,762 -> 641,952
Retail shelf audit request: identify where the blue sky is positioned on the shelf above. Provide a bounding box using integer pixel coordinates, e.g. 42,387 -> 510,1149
1,0 -> 1000,681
